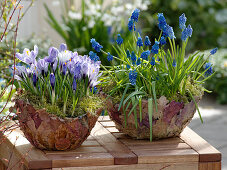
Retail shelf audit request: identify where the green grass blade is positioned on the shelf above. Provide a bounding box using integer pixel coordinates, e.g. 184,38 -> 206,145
188,90 -> 203,123
148,98 -> 153,141
152,81 -> 158,112
118,84 -> 130,111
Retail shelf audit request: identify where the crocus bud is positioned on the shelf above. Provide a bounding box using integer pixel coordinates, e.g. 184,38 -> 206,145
33,73 -> 37,87
50,73 -> 55,89
73,78 -> 77,91
62,63 -> 67,75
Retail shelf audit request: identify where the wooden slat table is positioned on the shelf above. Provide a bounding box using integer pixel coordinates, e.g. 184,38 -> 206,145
0,116 -> 221,170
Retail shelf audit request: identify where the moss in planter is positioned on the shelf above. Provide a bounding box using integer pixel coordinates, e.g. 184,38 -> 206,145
17,91 -> 104,118
102,77 -> 204,105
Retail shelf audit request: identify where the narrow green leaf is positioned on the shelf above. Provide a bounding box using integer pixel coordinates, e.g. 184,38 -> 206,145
148,98 -> 153,141
152,81 -> 158,112
118,84 -> 130,111
188,90 -> 203,123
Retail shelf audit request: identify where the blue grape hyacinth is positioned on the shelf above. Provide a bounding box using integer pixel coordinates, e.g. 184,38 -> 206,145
128,18 -> 135,32
179,13 -> 187,30
90,38 -> 103,52
131,51 -> 137,64
129,70 -> 137,85
144,36 -> 151,46
116,34 -> 123,45
107,52 -> 113,62
205,63 -> 213,76
151,41 -> 160,54
150,57 -> 156,66
157,13 -> 167,31
89,51 -> 100,62
126,50 -> 131,58
131,8 -> 140,22
141,50 -> 150,60
160,36 -> 166,46
137,37 -> 143,47
181,25 -> 193,41
210,47 -> 218,55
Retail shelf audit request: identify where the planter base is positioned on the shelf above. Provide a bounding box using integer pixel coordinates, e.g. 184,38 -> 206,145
107,96 -> 201,140
14,99 -> 102,150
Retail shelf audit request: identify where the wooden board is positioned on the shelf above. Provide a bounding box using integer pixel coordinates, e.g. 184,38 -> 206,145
0,116 -> 221,170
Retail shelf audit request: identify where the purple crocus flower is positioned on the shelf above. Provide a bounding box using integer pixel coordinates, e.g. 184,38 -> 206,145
50,73 -> 55,89
59,43 -> 67,52
45,47 -> 58,63
15,45 -> 38,65
12,65 -> 27,80
33,73 -> 37,87
81,62 -> 88,78
37,59 -> 49,76
74,64 -> 81,79
62,63 -> 67,75
73,78 -> 77,91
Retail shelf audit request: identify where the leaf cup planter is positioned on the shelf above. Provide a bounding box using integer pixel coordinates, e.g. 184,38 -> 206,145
13,99 -> 103,150
107,95 -> 202,139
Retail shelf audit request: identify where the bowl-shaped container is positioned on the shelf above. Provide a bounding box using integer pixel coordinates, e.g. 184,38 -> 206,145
107,95 -> 202,140
14,99 -> 102,150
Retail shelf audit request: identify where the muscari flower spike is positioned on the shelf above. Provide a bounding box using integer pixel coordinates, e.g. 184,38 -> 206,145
144,36 -> 151,46
126,64 -> 130,69
107,52 -> 113,62
90,38 -> 103,52
165,25 -> 176,39
131,51 -> 137,64
160,36 -> 166,46
157,13 -> 167,31
89,51 -> 100,62
150,57 -> 156,66
50,73 -> 55,89
136,58 -> 141,65
141,50 -> 150,60
205,63 -> 213,76
179,13 -> 187,30
210,47 -> 218,55
137,37 -> 143,47
151,41 -> 160,54
131,8 -> 140,22
128,18 -> 135,32
129,70 -> 137,86
116,34 -> 123,45
181,24 -> 193,42
126,50 -> 131,58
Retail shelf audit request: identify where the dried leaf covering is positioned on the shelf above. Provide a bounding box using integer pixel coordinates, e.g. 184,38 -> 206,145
107,95 -> 202,140
13,99 -> 103,150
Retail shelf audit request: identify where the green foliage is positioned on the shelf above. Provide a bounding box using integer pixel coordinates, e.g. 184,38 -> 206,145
141,0 -> 227,52
18,90 -> 104,118
44,0 -> 150,65
203,49 -> 227,104
99,11 -> 215,139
